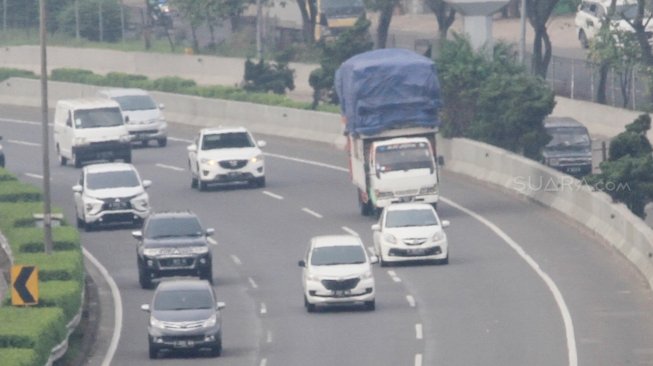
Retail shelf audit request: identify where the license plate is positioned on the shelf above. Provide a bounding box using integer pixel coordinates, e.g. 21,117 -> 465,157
333,290 -> 351,297
174,340 -> 193,348
109,202 -> 127,209
408,248 -> 427,256
567,167 -> 581,173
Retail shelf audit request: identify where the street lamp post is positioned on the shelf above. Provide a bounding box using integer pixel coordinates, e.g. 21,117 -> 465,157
39,0 -> 53,255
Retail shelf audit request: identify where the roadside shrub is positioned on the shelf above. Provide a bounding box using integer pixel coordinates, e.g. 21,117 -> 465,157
0,307 -> 67,366
0,168 -> 18,182
13,251 -> 84,282
0,348 -> 38,366
50,68 -> 105,85
0,181 -> 42,202
0,68 -> 37,82
4,226 -> 79,253
104,72 -> 150,88
151,76 -> 197,92
0,202 -> 64,230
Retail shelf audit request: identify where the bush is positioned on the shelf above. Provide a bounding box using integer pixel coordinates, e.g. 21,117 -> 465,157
13,251 -> 84,282
0,348 -> 38,366
0,168 -> 18,182
0,181 -> 42,203
0,307 -> 67,366
0,68 -> 37,82
3,280 -> 82,324
50,68 -> 105,85
4,226 -> 79,253
151,76 -> 197,92
104,72 -> 151,88
0,202 -> 65,230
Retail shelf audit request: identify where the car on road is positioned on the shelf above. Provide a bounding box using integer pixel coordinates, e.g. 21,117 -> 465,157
372,203 -> 450,266
141,279 -> 225,359
72,162 -> 151,230
0,136 -> 5,168
133,211 -> 214,289
298,235 -> 377,312
542,116 -> 593,177
575,0 -> 653,48
187,127 -> 266,191
97,88 -> 168,147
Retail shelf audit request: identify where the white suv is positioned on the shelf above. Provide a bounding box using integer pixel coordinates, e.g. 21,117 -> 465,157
97,88 -> 168,147
187,127 -> 266,191
575,0 -> 653,48
298,235 -> 377,312
73,163 -> 152,230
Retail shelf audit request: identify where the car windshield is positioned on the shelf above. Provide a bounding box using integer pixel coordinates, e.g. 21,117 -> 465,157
201,132 -> 254,150
113,95 -> 157,111
153,289 -> 214,311
145,216 -> 204,238
74,107 -> 124,129
546,127 -> 591,151
375,142 -> 433,173
385,208 -> 438,228
86,170 -> 140,190
310,245 -> 366,266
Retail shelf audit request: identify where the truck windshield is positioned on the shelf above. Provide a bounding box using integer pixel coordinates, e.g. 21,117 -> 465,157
375,142 -> 433,173
546,127 -> 590,152
74,107 -> 124,129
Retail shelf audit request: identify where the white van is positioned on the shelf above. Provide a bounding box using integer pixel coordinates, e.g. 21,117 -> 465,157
97,88 -> 168,147
54,98 -> 132,168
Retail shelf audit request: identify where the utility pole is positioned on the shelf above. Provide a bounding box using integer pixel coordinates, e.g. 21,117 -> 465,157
519,0 -> 526,65
39,0 -> 53,255
256,0 -> 262,60
3,0 -> 7,31
75,0 -> 80,40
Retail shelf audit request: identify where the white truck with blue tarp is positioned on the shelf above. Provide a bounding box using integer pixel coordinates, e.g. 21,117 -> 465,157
335,48 -> 442,216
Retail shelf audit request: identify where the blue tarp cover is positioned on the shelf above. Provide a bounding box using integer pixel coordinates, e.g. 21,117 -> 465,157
335,48 -> 442,136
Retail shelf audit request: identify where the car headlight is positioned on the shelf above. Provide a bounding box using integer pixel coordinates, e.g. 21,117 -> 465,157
200,158 -> 218,166
150,316 -> 165,329
383,233 -> 397,244
432,230 -> 446,242
131,193 -> 149,211
361,270 -> 373,279
202,314 -> 217,328
143,248 -> 161,257
375,190 -> 393,199
74,137 -> 88,146
420,184 -> 438,194
83,197 -> 103,215
251,154 -> 263,163
190,246 -> 209,254
307,272 -> 320,282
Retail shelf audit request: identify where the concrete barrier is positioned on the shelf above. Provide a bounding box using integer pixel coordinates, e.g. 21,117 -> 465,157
1,77 -> 652,288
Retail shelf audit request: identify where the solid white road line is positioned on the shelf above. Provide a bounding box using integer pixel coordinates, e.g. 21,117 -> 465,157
230,255 -> 242,266
260,302 -> 267,315
266,330 -> 273,343
301,207 -> 323,218
415,323 -> 423,340
341,226 -> 359,236
8,139 -> 40,147
387,270 -> 402,283
248,277 -> 259,289
207,237 -> 218,246
155,163 -> 185,172
82,248 -> 122,366
260,358 -> 268,366
168,136 -> 191,143
441,196 -> 578,366
25,173 -> 43,180
262,191 -> 284,200
0,117 -> 41,126
406,295 -> 416,308
415,353 -> 423,366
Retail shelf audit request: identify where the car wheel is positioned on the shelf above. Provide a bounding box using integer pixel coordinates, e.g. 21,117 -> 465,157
304,295 -> 316,313
364,299 -> 375,311
200,267 -> 213,284
191,175 -> 198,189
210,336 -> 222,357
83,221 -> 95,232
257,176 -> 266,188
123,151 -> 132,163
379,252 -> 388,267
199,180 -> 208,191
138,262 -> 153,289
72,152 -> 82,168
76,215 -> 85,229
431,202 -> 438,211
57,147 -> 67,166
579,30 -> 589,49
148,342 -> 158,359
358,189 -> 372,216
440,253 -> 449,265
157,138 -> 167,147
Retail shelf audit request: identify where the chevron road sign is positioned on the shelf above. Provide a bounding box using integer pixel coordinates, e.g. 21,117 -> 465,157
11,265 -> 38,306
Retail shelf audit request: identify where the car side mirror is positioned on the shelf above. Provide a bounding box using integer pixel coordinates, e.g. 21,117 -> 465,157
159,103 -> 165,110
141,304 -> 150,312
371,224 -> 380,231
298,260 -> 306,267
72,185 -> 83,193
132,230 -> 143,240
369,255 -> 379,264
441,220 -> 450,228
142,180 -> 152,189
206,228 -> 215,236
187,144 -> 197,153
257,140 -> 267,148
216,302 -> 226,310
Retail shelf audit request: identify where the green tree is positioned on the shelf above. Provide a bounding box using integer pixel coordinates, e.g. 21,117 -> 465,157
526,0 -> 560,77
424,0 -> 455,41
365,0 -> 400,48
57,0 -> 123,42
608,114 -> 652,160
172,0 -> 205,53
308,16 -> 373,109
243,58 -> 295,94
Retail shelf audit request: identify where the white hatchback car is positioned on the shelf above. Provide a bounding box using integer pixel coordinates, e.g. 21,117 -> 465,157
97,88 -> 168,147
575,0 -> 653,48
372,203 -> 450,266
299,235 -> 377,312
187,127 -> 266,191
73,162 -> 152,230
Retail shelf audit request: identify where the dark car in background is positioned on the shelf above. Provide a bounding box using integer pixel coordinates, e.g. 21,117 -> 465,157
134,211 -> 214,289
542,116 -> 593,177
141,279 -> 225,359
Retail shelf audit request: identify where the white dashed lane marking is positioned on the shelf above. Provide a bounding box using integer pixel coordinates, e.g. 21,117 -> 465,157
387,270 -> 402,283
8,139 -> 40,147
260,302 -> 267,315
25,173 -> 43,180
248,277 -> 258,289
406,295 -> 416,308
230,255 -> 242,266
415,324 -> 423,340
207,237 -> 218,246
262,191 -> 284,200
341,226 -> 359,236
155,163 -> 185,172
301,208 -> 323,218
415,354 -> 423,366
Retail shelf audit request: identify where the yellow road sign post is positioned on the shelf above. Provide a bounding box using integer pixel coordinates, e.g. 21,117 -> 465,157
11,265 -> 38,306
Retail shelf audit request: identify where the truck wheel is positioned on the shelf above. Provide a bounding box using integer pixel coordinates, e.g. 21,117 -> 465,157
358,189 -> 372,216
123,151 -> 132,163
73,152 -> 82,168
200,267 -> 213,284
157,138 -> 167,147
57,147 -> 67,166
139,263 -> 153,289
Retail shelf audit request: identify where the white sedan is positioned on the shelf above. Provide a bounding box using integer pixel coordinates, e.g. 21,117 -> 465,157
187,127 -> 266,191
372,203 -> 450,266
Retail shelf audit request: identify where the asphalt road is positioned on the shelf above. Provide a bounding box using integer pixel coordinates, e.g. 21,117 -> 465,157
1,104 -> 653,365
